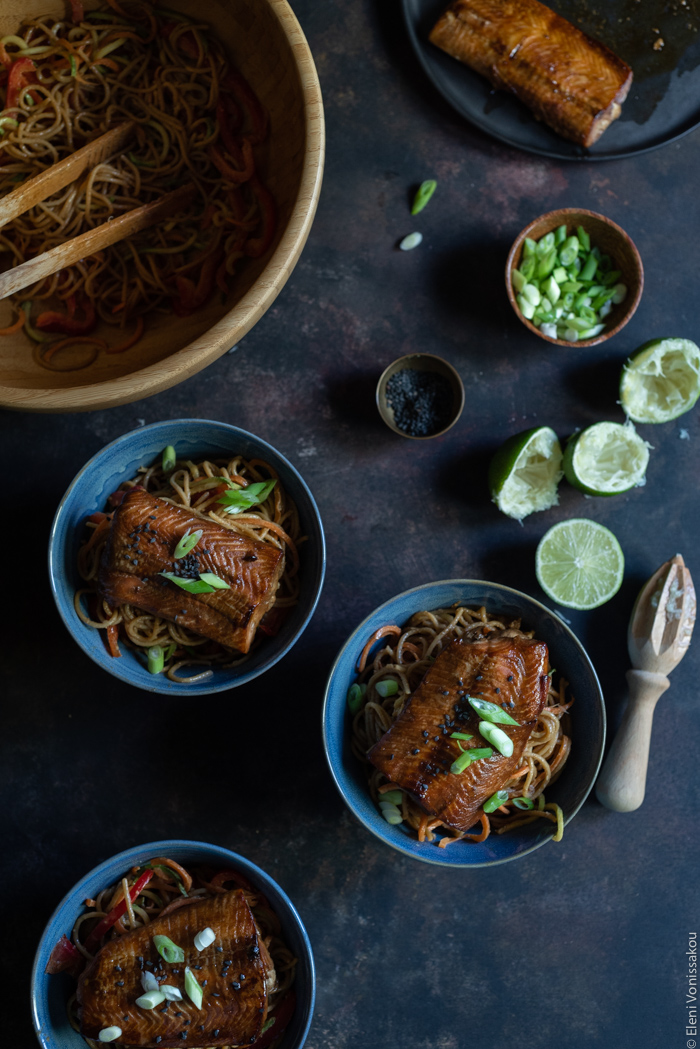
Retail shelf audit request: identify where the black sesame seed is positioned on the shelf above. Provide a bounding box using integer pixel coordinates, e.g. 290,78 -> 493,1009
412,748 -> 420,755
116,980 -> 124,986
114,965 -> 122,972
160,1005 -> 169,1013
507,675 -> 513,682
388,753 -> 394,760
475,674 -> 483,680
199,1026 -> 205,1032
150,537 -> 156,543
214,1031 -> 220,1038
231,981 -> 241,990
181,1033 -> 187,1040
501,702 -> 508,708
172,969 -> 180,974
184,1020 -> 191,1025
175,1012 -> 182,1018
422,730 -> 429,737
215,947 -> 224,953
138,956 -> 144,968
494,687 -> 500,694
155,1039 -> 162,1045
509,700 -> 515,708
250,946 -> 259,956
211,992 -> 220,997
123,1015 -> 129,1022
441,689 -> 449,695
149,515 -> 156,519
192,965 -> 202,970
145,961 -> 154,970
202,980 -> 208,986
239,974 -> 245,981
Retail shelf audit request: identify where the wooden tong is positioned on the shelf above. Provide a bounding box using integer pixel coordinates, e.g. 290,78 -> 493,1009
0,122 -> 196,300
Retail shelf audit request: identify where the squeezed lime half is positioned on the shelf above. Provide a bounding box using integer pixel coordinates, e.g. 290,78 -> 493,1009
563,421 -> 650,496
620,338 -> 700,424
536,518 -> 625,610
489,426 -> 563,521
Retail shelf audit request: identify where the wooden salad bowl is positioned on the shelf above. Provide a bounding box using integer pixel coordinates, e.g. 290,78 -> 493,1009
0,0 -> 324,412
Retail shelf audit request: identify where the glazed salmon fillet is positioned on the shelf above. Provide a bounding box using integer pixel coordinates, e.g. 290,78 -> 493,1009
78,889 -> 275,1048
368,635 -> 549,832
429,0 -> 633,147
98,487 -> 284,653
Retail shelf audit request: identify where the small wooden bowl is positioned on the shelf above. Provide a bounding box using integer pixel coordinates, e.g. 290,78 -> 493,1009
376,353 -> 464,439
505,208 -> 644,348
0,0 -> 324,412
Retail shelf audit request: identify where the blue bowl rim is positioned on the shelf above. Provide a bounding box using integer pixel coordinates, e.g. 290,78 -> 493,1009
48,418 -> 326,695
30,838 -> 316,1049
321,578 -> 606,869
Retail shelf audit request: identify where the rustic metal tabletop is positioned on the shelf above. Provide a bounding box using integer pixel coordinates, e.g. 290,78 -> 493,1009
2,2 -> 698,1047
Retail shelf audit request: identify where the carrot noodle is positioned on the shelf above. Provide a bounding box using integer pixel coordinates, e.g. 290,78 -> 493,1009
0,309 -> 24,335
76,453 -> 305,681
63,857 -> 297,1049
351,604 -> 573,848
105,315 -> 144,353
0,2 -> 277,371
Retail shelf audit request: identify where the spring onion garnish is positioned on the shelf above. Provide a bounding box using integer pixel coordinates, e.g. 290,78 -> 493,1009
194,927 -> 216,952
173,529 -> 203,559
185,967 -> 203,1010
411,179 -> 437,215
450,747 -> 493,775
69,54 -> 77,76
513,797 -> 534,810
162,445 -> 177,472
450,731 -> 473,741
148,863 -> 187,896
98,1029 -> 123,1043
483,790 -> 509,813
135,990 -> 166,1010
141,970 -> 159,993
399,232 -> 423,251
467,696 -> 520,726
375,679 -> 398,698
153,934 -> 184,964
216,479 -> 276,514
147,645 -> 164,675
380,802 -> 403,825
160,985 -> 183,1001
261,1018 -> 276,1035
347,682 -> 366,715
478,721 -> 514,757
381,789 -> 403,805
163,643 -> 177,662
158,572 -> 230,594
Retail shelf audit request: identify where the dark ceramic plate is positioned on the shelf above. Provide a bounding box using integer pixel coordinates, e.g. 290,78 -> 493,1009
402,0 -> 700,160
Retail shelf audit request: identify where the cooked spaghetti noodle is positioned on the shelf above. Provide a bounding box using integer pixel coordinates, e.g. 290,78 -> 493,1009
0,0 -> 276,369
62,857 -> 296,1049
351,604 -> 572,847
75,452 -> 304,682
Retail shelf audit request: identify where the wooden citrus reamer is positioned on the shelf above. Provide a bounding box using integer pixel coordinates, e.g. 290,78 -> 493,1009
596,554 -> 696,812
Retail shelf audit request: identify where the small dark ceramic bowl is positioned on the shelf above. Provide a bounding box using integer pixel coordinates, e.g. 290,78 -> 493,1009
322,579 -> 605,868
506,208 -> 644,348
31,839 -> 315,1049
49,419 -> 325,695
376,353 -> 465,439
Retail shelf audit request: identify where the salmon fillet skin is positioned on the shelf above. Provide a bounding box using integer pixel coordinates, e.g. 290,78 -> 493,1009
98,487 -> 284,653
368,635 -> 549,832
429,0 -> 633,147
78,889 -> 273,1048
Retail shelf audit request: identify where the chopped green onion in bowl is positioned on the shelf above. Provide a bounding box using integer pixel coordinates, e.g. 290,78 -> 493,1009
375,679 -> 398,698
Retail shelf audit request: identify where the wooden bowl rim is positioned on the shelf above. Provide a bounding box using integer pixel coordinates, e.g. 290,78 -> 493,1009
0,0 -> 325,413
505,207 -> 644,349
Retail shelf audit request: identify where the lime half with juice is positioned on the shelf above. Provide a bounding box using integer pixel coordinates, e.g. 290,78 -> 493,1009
536,518 -> 624,610
563,421 -> 650,497
620,338 -> 700,424
489,426 -> 563,521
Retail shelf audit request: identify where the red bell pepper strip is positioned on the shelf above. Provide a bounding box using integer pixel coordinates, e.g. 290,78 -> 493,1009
245,176 -> 277,259
173,249 -> 222,314
69,0 -> 85,21
45,934 -> 84,977
107,484 -> 142,508
257,606 -> 290,637
36,296 -> 96,335
221,71 -> 268,144
250,993 -> 296,1049
6,57 -> 37,110
209,140 -> 254,185
83,869 -> 153,953
0,43 -> 12,69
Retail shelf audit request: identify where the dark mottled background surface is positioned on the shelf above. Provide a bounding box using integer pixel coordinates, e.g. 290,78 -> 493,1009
2,1 -> 699,1046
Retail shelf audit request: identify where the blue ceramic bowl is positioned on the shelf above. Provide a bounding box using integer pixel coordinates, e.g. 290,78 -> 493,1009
322,579 -> 605,868
31,839 -> 315,1049
49,419 -> 325,695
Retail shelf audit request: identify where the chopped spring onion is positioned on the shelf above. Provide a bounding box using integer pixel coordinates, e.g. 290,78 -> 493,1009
198,572 -> 231,590
380,789 -> 403,805
135,990 -> 166,1010
399,232 -> 422,251
450,747 -> 493,775
347,682 -> 366,715
450,731 -> 473,741
163,642 -> 177,662
380,803 -> 403,825
185,967 -> 203,1010
162,445 -> 176,472
261,1017 -> 276,1035
160,985 -> 183,1001
411,179 -> 437,215
147,645 -> 164,675
158,571 -> 229,594
141,971 -> 159,992
478,721 -> 514,757
173,529 -> 202,559
467,696 -> 520,726
512,797 -> 534,810
98,1029 -> 123,1043
153,934 -> 184,964
483,790 -> 510,813
194,927 -> 216,952
69,54 -> 77,76
216,479 -> 276,514
375,679 -> 398,698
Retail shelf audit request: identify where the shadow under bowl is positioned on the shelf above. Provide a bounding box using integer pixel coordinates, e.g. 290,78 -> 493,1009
505,208 -> 643,348
322,579 -> 605,868
31,839 -> 315,1049
49,419 -> 326,695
